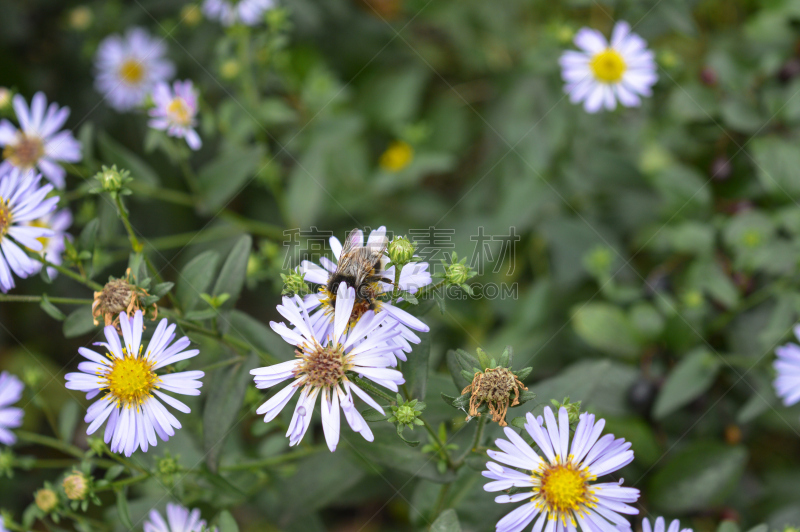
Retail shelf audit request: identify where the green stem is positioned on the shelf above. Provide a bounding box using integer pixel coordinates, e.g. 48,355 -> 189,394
432,482 -> 452,519
15,430 -> 84,459
350,375 -> 395,403
391,261 -> 403,305
128,181 -> 194,206
21,457 -> 120,469
0,294 -> 92,304
179,157 -> 200,197
421,418 -> 456,471
197,356 -> 246,373
238,29 -> 258,106
220,445 -> 324,471
455,415 -> 487,465
412,280 -> 446,302
25,252 -> 103,291
114,195 -> 142,252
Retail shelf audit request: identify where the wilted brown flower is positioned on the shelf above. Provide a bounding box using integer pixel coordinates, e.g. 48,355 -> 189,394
92,268 -> 156,329
461,367 -> 527,427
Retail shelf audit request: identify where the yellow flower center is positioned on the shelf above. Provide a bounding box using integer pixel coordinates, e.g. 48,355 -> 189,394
3,133 -> 44,169
167,97 -> 192,126
379,141 -> 413,172
590,49 -> 626,83
104,354 -> 159,408
0,199 -> 11,240
295,341 -> 351,389
119,59 -> 145,85
26,218 -> 50,249
535,462 -> 594,519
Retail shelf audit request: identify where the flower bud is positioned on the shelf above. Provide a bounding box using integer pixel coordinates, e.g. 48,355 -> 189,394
550,397 -> 581,424
280,269 -> 310,296
63,472 -> 88,501
445,261 -> 472,286
157,454 -> 180,477
180,4 -> 202,27
387,395 -> 425,429
94,165 -> 130,194
388,236 -> 415,267
35,488 -> 58,512
67,6 -> 93,31
0,87 -> 11,112
379,141 -> 414,172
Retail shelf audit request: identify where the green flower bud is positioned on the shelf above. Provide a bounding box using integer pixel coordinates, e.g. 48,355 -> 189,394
157,453 -> 180,477
388,396 -> 425,430
35,488 -> 58,512
388,236 -> 415,267
94,165 -> 130,194
550,397 -> 582,424
281,269 -> 309,296
395,404 -> 417,425
63,471 -> 88,501
445,261 -> 471,286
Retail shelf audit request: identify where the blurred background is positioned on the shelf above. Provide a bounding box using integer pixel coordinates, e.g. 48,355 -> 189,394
2,0 -> 800,530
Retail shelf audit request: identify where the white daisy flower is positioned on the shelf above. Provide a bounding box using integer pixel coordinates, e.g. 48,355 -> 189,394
94,27 -> 175,112
643,517 -> 692,532
65,311 -> 205,457
0,371 -> 24,445
144,503 -> 218,532
773,325 -> 800,408
252,284 -> 405,451
0,92 -> 82,188
0,169 -> 59,293
559,21 -> 657,113
149,80 -> 202,150
203,0 -> 276,26
298,226 -> 432,366
483,406 -> 639,532
26,207 -> 71,279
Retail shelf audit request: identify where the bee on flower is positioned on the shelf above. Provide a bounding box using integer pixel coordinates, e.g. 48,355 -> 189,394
297,227 -> 432,366
560,21 -> 657,113
65,311 -> 204,457
148,80 -> 202,150
252,285 -> 405,451
94,27 -> 175,112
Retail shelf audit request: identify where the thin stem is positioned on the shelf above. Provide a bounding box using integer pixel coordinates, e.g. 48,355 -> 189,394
455,415 -> 487,465
432,482 -> 452,519
350,375 -> 395,403
114,195 -> 142,252
421,418 -> 456,471
197,356 -> 246,373
412,280 -> 446,302
25,251 -> 103,291
391,262 -> 403,304
15,430 -> 84,459
220,445 -> 324,471
128,181 -> 194,206
0,294 -> 92,305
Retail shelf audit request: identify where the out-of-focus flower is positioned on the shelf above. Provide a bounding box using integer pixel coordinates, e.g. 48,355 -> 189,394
26,208 -> 71,278
0,92 -> 82,188
0,372 -> 23,445
483,406 -> 639,532
95,27 -> 175,112
0,88 -> 11,112
559,21 -> 657,113
774,325 -> 800,409
68,6 -> 93,31
65,311 -> 205,457
35,487 -> 58,512
379,141 -> 413,172
252,287 -> 405,451
203,0 -> 276,26
62,471 -> 88,500
298,226 -> 432,366
0,170 -> 59,292
144,503 -> 218,532
180,4 -> 203,27
149,81 -> 201,150
643,517 -> 693,532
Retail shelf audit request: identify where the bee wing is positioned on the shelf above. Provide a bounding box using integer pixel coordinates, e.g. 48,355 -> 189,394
333,229 -> 361,276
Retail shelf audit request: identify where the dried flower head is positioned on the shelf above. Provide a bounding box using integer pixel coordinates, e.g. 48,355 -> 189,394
91,268 -> 155,329
462,367 -> 526,427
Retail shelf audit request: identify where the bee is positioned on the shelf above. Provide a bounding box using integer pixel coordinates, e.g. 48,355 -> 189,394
326,229 -> 392,314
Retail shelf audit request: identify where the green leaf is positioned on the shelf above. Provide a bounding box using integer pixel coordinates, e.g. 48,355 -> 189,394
40,294 -> 66,321
349,425 -> 456,483
226,309 -> 295,362
217,510 -> 240,532
653,349 -> 722,419
98,131 -> 160,185
441,392 -> 470,411
63,306 -> 97,338
431,509 -> 462,532
78,218 -> 99,252
177,250 -> 221,311
203,353 -> 259,471
58,401 -> 80,444
212,235 -> 252,309
648,441 -> 748,513
751,136 -> 800,197
572,303 -> 642,358
115,489 -> 134,530
446,349 -> 478,390
197,146 -> 265,212
405,331 -> 431,400
521,360 -> 612,418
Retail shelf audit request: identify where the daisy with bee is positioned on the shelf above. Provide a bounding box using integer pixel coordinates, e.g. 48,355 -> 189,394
296,226 -> 432,366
